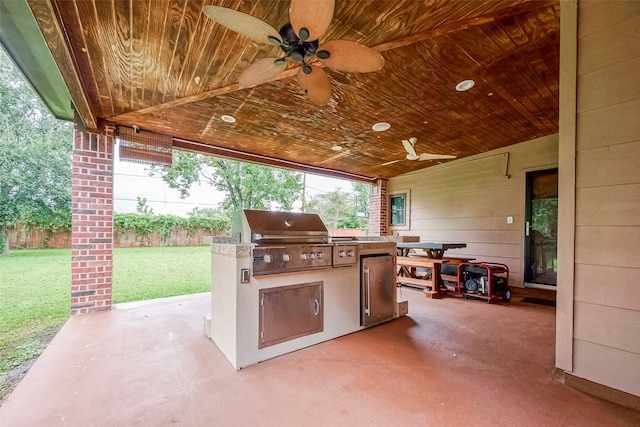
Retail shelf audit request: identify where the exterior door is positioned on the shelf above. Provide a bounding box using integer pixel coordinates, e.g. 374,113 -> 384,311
524,169 -> 558,287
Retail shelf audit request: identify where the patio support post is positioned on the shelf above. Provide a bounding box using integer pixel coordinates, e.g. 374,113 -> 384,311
70,126 -> 115,315
368,178 -> 389,236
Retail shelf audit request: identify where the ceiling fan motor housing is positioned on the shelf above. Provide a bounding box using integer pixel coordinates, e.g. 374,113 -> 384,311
279,23 -> 319,62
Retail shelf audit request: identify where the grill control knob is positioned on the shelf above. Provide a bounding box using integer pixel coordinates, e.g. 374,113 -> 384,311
301,252 -> 308,260
263,254 -> 273,263
309,252 -> 316,259
347,250 -> 355,257
339,250 -> 346,257
316,252 -> 324,259
282,253 -> 290,262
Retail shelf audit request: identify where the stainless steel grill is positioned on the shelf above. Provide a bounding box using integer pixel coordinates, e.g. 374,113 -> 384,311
232,210 -> 357,275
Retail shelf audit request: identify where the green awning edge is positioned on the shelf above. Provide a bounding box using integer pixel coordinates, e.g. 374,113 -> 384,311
0,0 -> 74,122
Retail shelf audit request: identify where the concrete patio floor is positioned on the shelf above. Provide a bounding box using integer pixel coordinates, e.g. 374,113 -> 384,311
1,288 -> 639,426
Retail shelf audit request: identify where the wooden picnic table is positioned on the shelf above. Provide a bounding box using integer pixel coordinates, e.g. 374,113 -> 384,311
395,242 -> 468,299
396,242 -> 467,259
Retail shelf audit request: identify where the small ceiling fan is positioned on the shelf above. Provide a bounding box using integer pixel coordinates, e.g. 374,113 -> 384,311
202,0 -> 384,106
382,137 -> 457,165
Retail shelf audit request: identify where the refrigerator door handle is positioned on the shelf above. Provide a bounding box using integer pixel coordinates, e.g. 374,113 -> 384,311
364,266 -> 370,315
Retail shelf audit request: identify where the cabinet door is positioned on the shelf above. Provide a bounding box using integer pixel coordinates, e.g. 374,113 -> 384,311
259,281 -> 323,348
362,255 -> 395,327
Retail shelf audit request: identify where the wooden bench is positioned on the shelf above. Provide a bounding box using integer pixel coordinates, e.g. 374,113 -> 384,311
399,255 -> 478,293
403,255 -> 475,287
442,256 -> 476,264
396,256 -> 449,299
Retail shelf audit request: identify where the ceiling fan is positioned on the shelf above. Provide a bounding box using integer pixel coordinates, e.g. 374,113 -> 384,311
382,137 -> 457,166
202,0 -> 384,106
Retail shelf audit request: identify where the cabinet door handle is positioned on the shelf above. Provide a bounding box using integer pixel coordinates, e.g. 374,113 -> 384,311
364,267 -> 370,315
314,299 -> 320,316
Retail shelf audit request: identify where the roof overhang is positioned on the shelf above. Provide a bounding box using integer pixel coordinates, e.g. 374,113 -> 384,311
0,0 -> 73,122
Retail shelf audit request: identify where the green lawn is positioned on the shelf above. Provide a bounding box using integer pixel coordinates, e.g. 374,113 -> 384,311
112,246 -> 211,303
0,246 -> 211,398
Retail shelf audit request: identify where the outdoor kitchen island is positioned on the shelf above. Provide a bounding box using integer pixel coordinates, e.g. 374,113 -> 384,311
204,210 -> 406,370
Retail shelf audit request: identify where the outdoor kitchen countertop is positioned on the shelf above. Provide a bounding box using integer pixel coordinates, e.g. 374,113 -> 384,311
209,239 -> 401,257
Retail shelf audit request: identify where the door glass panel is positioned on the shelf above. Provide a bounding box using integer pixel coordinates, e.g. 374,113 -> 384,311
529,172 -> 558,285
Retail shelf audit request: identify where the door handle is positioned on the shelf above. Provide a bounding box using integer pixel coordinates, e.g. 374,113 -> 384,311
364,267 -> 370,315
525,221 -> 531,237
314,299 -> 319,316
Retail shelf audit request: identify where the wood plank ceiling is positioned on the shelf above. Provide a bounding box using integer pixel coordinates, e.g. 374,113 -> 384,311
30,0 -> 560,181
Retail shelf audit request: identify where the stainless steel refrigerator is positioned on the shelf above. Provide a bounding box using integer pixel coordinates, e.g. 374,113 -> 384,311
361,254 -> 396,327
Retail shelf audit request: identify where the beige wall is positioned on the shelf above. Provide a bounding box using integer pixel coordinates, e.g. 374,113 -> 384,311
388,134 -> 558,288
568,0 -> 640,396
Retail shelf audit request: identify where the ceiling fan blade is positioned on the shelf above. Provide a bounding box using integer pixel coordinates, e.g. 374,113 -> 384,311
238,57 -> 287,88
402,139 -> 417,157
202,6 -> 281,45
418,153 -> 458,161
297,65 -> 331,106
381,159 -> 401,166
317,40 -> 384,73
289,0 -> 335,42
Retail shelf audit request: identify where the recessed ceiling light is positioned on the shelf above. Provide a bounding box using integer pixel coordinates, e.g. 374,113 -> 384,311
456,80 -> 475,92
372,122 -> 391,132
221,115 -> 236,123
332,145 -> 343,151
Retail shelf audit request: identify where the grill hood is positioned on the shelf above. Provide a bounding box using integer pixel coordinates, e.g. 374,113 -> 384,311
232,210 -> 329,245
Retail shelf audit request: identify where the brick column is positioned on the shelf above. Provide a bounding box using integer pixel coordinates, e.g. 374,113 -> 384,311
71,127 -> 114,314
368,178 -> 389,236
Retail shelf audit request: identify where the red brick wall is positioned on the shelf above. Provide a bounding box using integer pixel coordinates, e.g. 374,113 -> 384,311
368,178 -> 389,236
71,129 -> 114,314
114,228 -> 223,247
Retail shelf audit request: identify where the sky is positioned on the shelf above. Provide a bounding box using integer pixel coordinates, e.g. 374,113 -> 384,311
112,155 -> 355,216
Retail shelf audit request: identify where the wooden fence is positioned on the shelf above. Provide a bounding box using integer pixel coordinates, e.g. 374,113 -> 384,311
8,224 -> 367,249
7,224 -> 225,249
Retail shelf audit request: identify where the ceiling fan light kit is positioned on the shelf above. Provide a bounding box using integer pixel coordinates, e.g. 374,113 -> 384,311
202,0 -> 384,106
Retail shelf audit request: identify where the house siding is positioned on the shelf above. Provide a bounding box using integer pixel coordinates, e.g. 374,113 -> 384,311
571,0 -> 640,396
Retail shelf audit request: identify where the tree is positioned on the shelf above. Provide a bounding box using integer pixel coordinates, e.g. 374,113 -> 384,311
135,197 -> 155,215
150,150 -> 304,215
305,182 -> 370,230
187,206 -> 226,218
0,49 -> 73,253
352,181 -> 371,229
